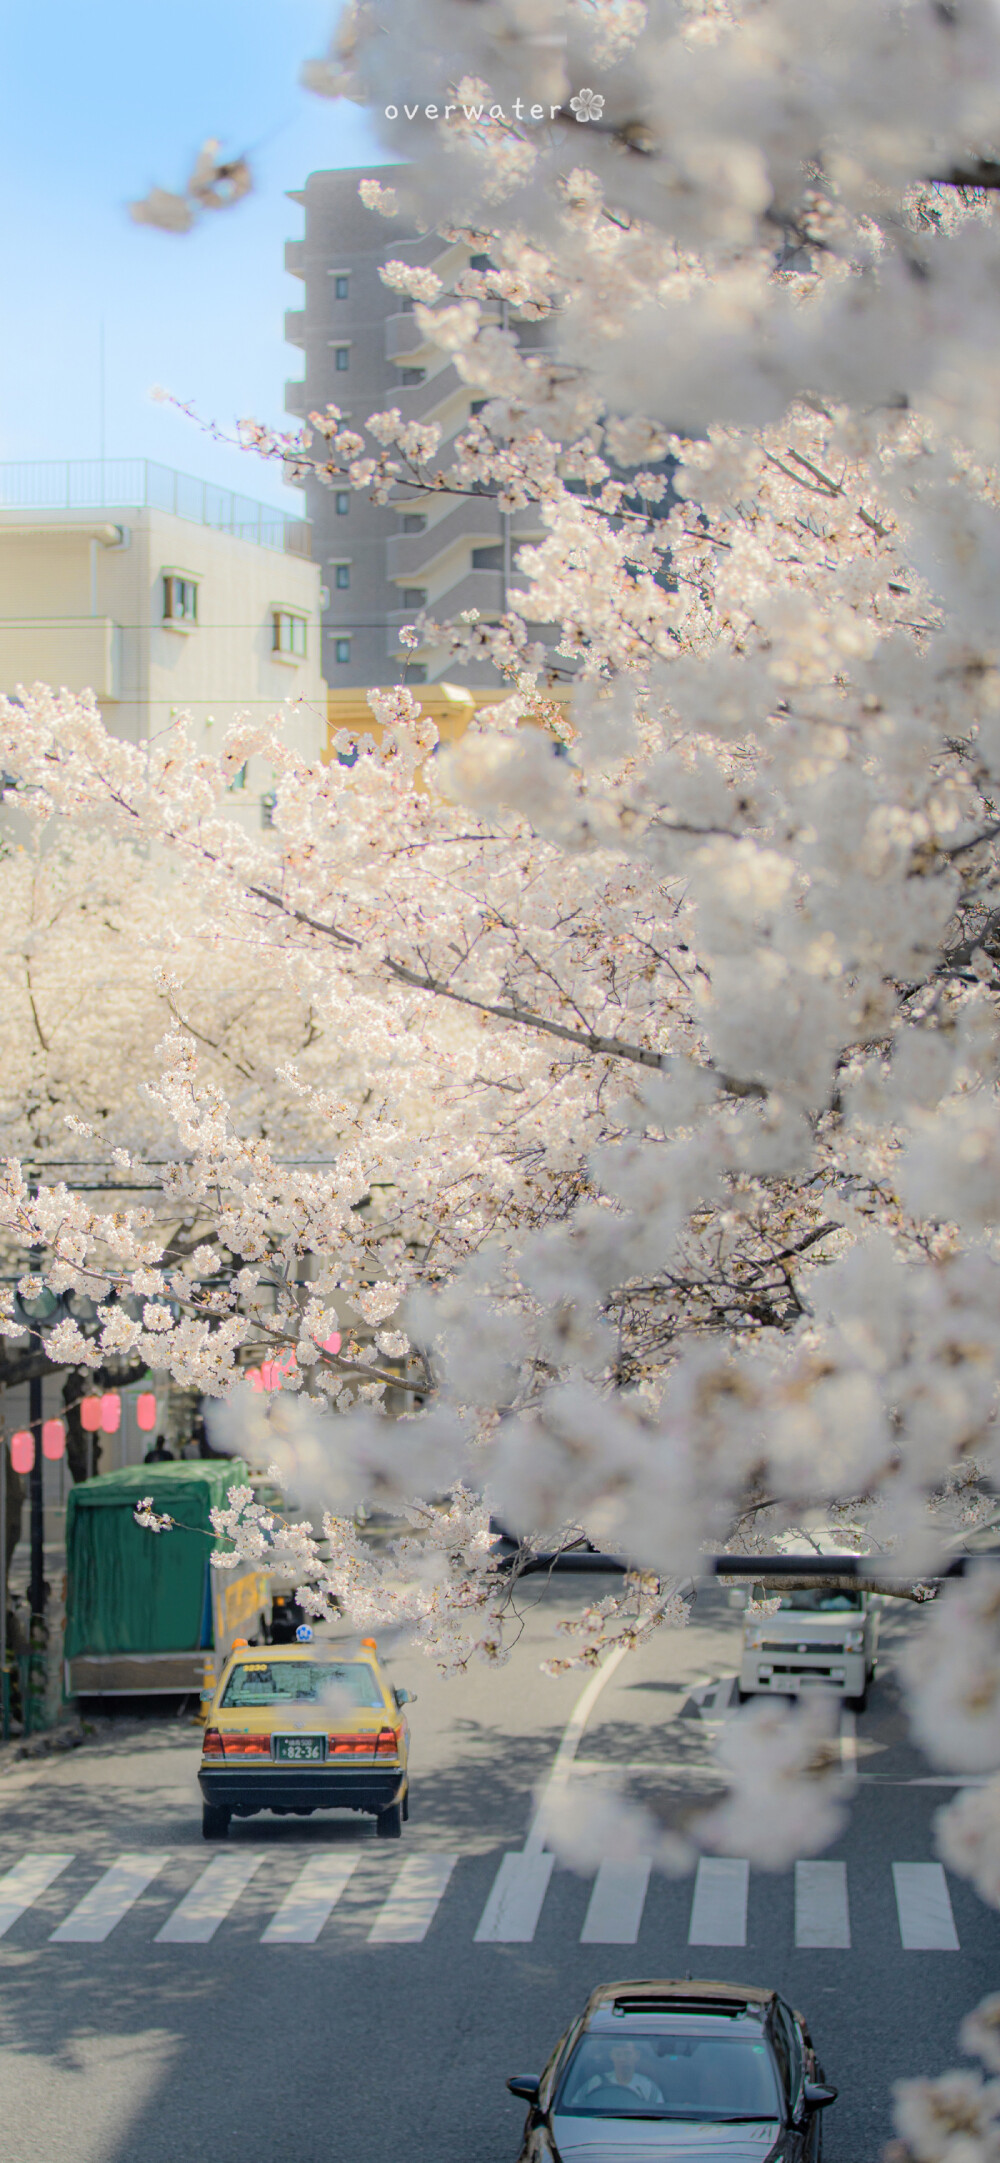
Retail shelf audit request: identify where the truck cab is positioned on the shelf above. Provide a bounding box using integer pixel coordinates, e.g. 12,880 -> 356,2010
739,1582 -> 877,1711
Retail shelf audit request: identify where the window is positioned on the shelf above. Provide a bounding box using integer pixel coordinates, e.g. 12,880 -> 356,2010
555,2029 -> 781,2123
334,345 -> 350,371
335,491 -> 350,515
260,790 -> 276,830
334,563 -> 350,590
162,574 -> 197,624
472,545 -> 504,570
272,609 -> 307,657
402,587 -> 426,608
470,252 -> 492,269
774,2006 -> 803,2105
334,638 -> 351,665
333,273 -> 349,299
402,513 -> 426,534
221,1659 -> 385,1710
400,367 -> 425,385
470,398 -> 489,415
229,763 -> 248,792
406,663 -> 427,683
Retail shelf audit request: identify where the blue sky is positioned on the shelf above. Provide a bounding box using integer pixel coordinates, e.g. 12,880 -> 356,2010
0,2 -> 386,512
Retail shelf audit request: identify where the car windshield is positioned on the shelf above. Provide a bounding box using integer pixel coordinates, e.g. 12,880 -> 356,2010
775,1588 -> 863,1613
221,1661 -> 385,1709
556,2029 -> 782,2122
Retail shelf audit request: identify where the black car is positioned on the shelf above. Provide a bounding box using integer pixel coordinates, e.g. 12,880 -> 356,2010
507,1979 -> 837,2161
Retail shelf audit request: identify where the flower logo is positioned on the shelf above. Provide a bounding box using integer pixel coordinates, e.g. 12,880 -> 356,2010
569,87 -> 605,124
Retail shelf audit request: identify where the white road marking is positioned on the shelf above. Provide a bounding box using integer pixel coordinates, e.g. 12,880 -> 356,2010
688,1857 -> 749,1946
580,1858 -> 652,1944
795,1860 -> 850,1948
687,1676 -> 738,1724
261,1854 -> 359,1944
368,1854 -> 457,1944
892,1863 -> 959,1951
155,1854 -> 262,1944
525,1643 -> 632,1858
0,1855 -> 74,1938
51,1854 -> 170,1943
474,1852 -> 555,1943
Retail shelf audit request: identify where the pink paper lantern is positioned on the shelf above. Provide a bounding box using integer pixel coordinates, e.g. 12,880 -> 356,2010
136,1391 -> 157,1432
260,1361 -> 281,1392
80,1395 -> 102,1433
42,1418 -> 65,1461
247,1367 -> 263,1393
320,1332 -> 342,1356
100,1392 -> 121,1434
10,1430 -> 34,1474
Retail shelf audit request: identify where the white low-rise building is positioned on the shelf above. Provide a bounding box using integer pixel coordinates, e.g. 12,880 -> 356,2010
0,459 -> 328,800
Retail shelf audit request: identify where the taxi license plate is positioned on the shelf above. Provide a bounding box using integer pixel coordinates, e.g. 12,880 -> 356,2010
273,1734 -> 326,1762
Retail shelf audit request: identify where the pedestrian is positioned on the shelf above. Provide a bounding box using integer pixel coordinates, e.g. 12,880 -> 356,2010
143,1434 -> 174,1464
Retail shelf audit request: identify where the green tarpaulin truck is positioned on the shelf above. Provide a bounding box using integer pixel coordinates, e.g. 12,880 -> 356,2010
64,1461 -> 270,1699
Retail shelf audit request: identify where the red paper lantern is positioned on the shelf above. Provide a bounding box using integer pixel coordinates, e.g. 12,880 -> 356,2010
100,1392 -> 121,1434
80,1396 -> 102,1433
10,1430 -> 34,1474
136,1391 -> 157,1432
42,1418 -> 65,1461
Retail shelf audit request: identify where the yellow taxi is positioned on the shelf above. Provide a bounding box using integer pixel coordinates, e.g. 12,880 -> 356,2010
198,1632 -> 413,1842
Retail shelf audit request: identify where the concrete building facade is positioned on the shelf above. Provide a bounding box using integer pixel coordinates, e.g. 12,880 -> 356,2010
0,460 -> 328,796
284,166 -> 550,690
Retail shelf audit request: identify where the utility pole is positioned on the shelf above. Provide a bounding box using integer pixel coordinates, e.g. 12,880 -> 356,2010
27,1353 -> 44,1618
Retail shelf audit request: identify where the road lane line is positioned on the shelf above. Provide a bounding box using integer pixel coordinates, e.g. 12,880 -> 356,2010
474,1853 -> 555,1942
51,1854 -> 170,1943
155,1854 -> 262,1944
795,1861 -> 850,1948
892,1862 -> 959,1951
368,1854 -> 456,1944
580,1857 -> 652,1944
261,1854 -> 360,1944
525,1643 -> 631,1859
688,1857 -> 749,1946
0,1855 -> 74,1938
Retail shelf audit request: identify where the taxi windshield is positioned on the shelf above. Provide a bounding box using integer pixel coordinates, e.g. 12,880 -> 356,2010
556,2028 -> 781,2122
221,1660 -> 385,1709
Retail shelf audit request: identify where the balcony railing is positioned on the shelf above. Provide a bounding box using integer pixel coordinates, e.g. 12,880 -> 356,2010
0,460 -> 311,556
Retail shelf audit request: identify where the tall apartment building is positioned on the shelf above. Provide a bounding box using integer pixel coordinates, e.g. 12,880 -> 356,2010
0,459 -> 327,801
284,166 -> 551,691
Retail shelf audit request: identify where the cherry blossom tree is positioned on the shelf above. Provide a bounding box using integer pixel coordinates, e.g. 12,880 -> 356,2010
17,4 -> 1000,2143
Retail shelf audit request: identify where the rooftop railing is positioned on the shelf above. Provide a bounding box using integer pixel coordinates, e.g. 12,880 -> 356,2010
0,459 -> 311,556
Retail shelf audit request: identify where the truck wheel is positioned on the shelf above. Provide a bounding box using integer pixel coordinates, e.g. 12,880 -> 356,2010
202,1803 -> 230,1840
402,1788 -> 409,1823
736,1686 -> 751,1704
375,1802 -> 403,1840
846,1686 -> 868,1713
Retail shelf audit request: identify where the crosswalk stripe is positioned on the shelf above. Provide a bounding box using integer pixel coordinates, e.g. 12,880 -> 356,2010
474,1852 -> 555,1943
892,1863 -> 959,1951
580,1858 -> 652,1944
795,1861 -> 850,1948
0,1855 -> 74,1938
688,1857 -> 749,1946
368,1855 -> 457,1944
155,1854 -> 262,1944
50,1854 -> 170,1943
261,1855 -> 360,1944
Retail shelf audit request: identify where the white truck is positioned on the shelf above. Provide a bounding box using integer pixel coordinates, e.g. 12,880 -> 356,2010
739,1577 -> 878,1711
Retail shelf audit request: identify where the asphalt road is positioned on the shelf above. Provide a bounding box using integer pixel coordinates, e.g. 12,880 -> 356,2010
0,1578 -> 995,2163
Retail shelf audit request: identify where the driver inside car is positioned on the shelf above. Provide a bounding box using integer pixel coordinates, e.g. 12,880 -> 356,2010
578,2041 -> 665,2106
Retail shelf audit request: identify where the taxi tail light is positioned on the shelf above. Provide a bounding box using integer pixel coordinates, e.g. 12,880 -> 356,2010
375,1727 -> 399,1758
202,1728 -> 223,1758
329,1733 -> 377,1756
222,1734 -> 271,1758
